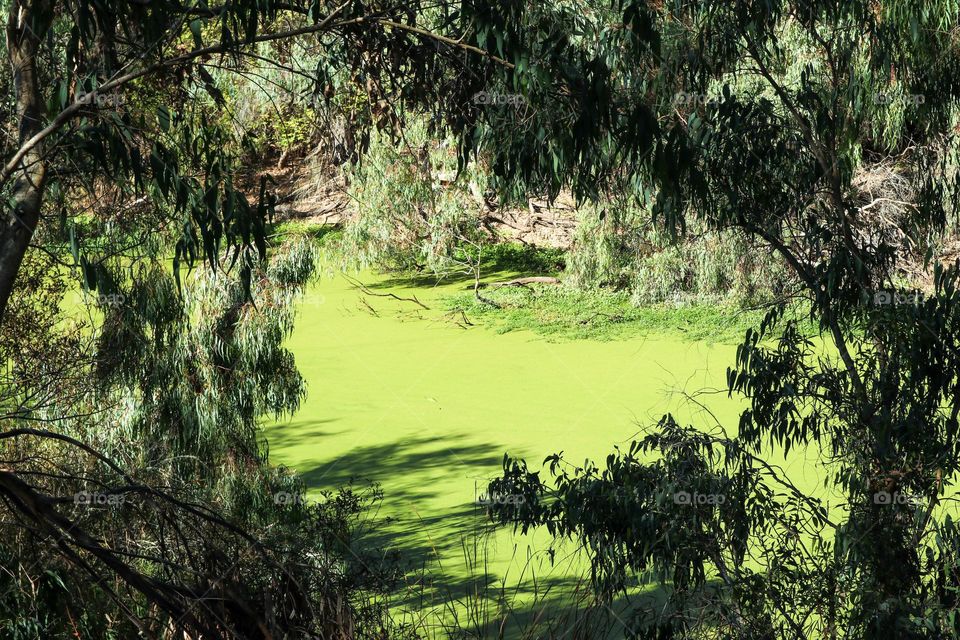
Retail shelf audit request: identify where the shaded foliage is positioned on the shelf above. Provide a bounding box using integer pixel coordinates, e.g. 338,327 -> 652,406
483,1 -> 960,638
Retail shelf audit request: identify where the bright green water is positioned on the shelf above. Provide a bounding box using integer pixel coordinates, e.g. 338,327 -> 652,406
264,269 -> 828,635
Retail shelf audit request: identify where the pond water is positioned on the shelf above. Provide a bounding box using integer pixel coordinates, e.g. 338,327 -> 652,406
265,268 -> 827,636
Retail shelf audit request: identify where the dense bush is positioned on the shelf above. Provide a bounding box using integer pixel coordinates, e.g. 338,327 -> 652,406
0,234 -> 411,638
565,203 -> 794,307
342,120 -> 490,277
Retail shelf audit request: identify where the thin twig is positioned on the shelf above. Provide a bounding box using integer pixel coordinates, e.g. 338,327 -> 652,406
342,273 -> 429,310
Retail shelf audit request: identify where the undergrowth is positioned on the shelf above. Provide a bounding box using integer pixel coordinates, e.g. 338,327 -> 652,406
446,284 -> 811,344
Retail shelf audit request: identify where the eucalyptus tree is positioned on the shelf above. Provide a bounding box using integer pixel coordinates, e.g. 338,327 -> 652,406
474,1 -> 960,637
0,0 -> 513,637
1,0 -> 516,315
0,239 -> 403,639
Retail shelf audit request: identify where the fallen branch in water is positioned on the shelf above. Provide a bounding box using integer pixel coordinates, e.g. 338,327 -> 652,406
469,275 -> 559,306
480,276 -> 561,289
474,283 -> 502,308
343,274 -> 430,310
443,308 -> 474,329
578,311 -> 625,325
358,298 -> 379,316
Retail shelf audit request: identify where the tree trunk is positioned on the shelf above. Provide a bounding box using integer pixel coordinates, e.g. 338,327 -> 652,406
1,0 -> 52,322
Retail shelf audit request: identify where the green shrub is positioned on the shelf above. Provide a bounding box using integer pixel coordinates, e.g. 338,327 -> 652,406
566,202 -> 793,307
342,119 -> 490,276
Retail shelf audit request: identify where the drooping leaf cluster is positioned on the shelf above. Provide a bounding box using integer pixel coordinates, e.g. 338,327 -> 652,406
482,1 -> 960,637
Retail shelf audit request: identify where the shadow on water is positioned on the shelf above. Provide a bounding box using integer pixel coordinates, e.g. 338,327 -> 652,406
280,432 -> 683,638
267,418 -> 344,450
287,432 -> 507,554
361,244 -> 565,292
295,433 -> 500,488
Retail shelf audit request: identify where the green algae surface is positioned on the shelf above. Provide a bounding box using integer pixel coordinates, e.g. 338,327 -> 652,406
265,268 -> 827,636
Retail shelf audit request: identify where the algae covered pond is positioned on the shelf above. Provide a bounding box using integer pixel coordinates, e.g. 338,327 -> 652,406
265,266 -> 831,632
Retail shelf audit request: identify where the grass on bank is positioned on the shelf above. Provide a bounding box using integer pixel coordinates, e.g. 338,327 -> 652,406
446,284 -> 796,344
